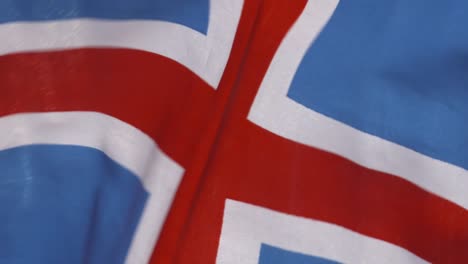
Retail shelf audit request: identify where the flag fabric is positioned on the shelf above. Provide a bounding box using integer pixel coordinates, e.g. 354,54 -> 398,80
0,0 -> 467,263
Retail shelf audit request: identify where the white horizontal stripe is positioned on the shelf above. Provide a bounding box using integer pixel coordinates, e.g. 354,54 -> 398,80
0,0 -> 243,88
248,0 -> 468,209
0,111 -> 184,264
217,199 -> 428,264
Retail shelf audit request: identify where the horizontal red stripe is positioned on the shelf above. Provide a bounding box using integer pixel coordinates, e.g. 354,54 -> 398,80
210,121 -> 468,263
0,48 -> 216,169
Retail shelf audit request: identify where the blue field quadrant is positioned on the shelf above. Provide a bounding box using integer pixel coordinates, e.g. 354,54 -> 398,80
0,145 -> 148,264
287,0 -> 468,169
258,244 -> 341,264
0,0 -> 209,34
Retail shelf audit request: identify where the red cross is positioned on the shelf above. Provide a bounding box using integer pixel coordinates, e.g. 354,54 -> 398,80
1,1 -> 466,263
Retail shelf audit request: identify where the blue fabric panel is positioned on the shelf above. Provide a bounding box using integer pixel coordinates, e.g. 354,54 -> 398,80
258,244 -> 341,264
288,0 -> 468,168
0,0 -> 209,34
0,145 -> 148,264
